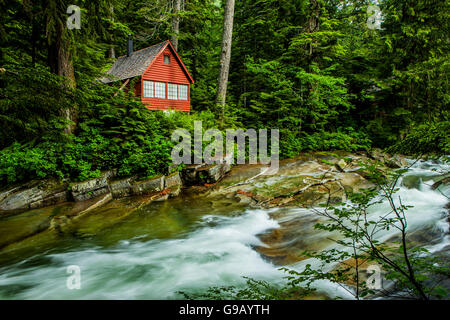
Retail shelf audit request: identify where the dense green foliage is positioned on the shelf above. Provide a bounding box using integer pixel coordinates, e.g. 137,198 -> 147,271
0,63 -> 215,185
0,0 -> 448,186
388,120 -> 450,156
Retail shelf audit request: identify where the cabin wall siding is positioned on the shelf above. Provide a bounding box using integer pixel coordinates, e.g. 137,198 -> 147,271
141,46 -> 191,112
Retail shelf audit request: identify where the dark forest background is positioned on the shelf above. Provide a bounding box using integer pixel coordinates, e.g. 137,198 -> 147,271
0,0 -> 448,185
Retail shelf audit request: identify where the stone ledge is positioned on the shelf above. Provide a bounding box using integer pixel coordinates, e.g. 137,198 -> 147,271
181,163 -> 231,186
70,170 -> 116,202
131,175 -> 165,196
165,172 -> 182,189
0,180 -> 68,211
110,177 -> 136,199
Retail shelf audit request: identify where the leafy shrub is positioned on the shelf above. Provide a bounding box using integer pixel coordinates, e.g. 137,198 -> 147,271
281,128 -> 371,158
0,66 -> 223,186
0,63 -> 76,149
387,120 -> 450,156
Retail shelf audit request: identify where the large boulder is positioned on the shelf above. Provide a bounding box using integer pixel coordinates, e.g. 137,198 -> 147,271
0,180 -> 69,211
70,170 -> 116,202
131,175 -> 165,196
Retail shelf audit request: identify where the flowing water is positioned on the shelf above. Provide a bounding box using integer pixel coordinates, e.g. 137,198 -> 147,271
0,159 -> 448,299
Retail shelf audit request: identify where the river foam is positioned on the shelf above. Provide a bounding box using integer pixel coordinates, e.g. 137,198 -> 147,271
0,210 -> 282,299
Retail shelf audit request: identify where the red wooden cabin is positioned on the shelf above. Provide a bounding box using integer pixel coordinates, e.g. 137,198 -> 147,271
101,40 -> 194,112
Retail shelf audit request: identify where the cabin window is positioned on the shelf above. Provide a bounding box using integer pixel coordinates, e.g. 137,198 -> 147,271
154,81 -> 166,99
163,54 -> 170,65
168,83 -> 178,100
178,84 -> 188,101
143,80 -> 154,98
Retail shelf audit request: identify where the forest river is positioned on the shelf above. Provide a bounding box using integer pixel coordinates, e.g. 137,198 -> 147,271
0,157 -> 448,299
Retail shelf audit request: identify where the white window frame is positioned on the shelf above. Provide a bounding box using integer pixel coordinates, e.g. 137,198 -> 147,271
143,80 -> 154,98
178,84 -> 188,101
163,54 -> 171,65
168,83 -> 178,100
154,81 -> 166,99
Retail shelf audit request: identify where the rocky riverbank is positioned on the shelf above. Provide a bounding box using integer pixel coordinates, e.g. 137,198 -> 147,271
0,150 -> 448,300
0,162 -> 232,212
0,150 -> 447,254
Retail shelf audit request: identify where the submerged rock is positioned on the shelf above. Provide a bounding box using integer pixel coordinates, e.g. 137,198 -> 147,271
432,174 -> 450,190
401,175 -> 422,189
50,193 -> 113,233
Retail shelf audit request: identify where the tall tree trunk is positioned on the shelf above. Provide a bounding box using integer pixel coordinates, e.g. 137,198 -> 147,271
108,46 -> 116,59
49,23 -> 77,135
216,0 -> 235,124
171,0 -> 181,51
306,0 -> 320,128
307,0 -> 320,59
108,5 -> 116,59
31,16 -> 38,66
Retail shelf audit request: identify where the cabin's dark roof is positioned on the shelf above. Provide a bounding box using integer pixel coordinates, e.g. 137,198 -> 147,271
100,41 -> 168,84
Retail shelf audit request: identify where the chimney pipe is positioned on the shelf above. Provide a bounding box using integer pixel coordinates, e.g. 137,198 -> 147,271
127,34 -> 133,57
